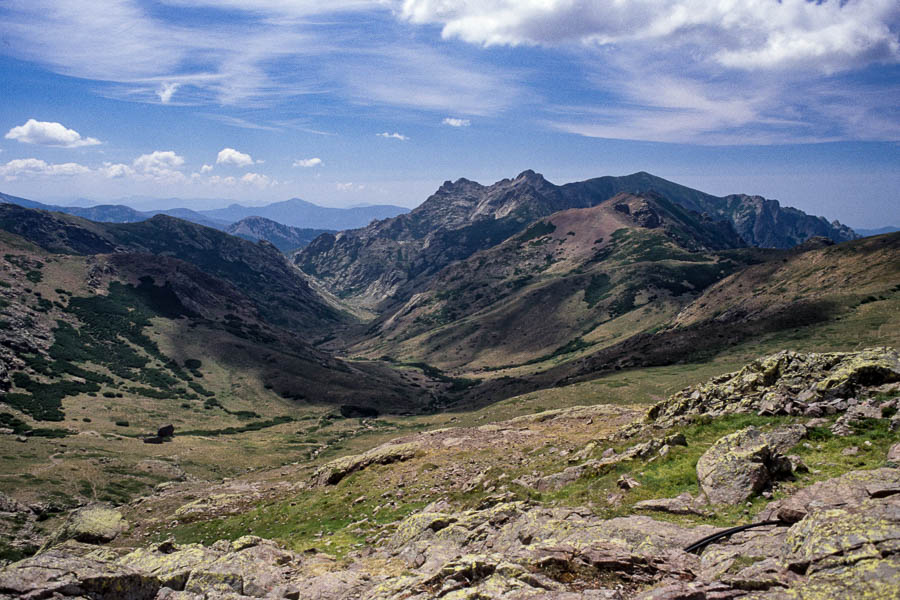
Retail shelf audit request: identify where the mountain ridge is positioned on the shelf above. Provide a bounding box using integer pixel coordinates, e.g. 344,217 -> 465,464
295,170 -> 857,310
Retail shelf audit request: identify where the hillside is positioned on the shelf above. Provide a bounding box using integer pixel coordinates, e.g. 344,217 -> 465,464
0,204 -> 341,333
225,216 -> 333,252
354,191 -> 750,370
295,170 -> 858,310
0,226 -> 441,514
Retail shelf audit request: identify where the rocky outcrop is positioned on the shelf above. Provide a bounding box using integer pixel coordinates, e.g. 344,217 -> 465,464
310,441 -> 420,487
648,347 -> 900,427
40,505 -> 129,551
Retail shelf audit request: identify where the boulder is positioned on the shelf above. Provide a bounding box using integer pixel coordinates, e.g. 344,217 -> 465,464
696,426 -> 802,504
41,505 -> 128,550
0,541 -> 158,600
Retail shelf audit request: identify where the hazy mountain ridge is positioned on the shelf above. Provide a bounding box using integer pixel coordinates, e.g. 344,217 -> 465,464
225,216 -> 334,252
0,192 -> 408,234
201,197 -> 408,229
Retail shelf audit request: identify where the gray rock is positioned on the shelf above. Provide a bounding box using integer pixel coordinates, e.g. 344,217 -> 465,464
696,426 -> 800,505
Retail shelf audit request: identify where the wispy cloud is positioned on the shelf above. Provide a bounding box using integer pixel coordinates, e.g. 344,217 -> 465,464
157,82 -> 180,103
5,119 -> 101,148
377,132 -> 409,140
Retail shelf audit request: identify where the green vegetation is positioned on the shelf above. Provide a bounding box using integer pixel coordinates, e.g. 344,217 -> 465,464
517,220 -> 556,243
180,416 -> 295,436
8,277 -> 201,421
583,273 -> 612,308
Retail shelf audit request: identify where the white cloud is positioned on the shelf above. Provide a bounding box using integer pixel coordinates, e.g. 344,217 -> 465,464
336,182 -> 354,191
401,0 -> 900,73
5,119 -> 101,148
100,162 -> 136,179
200,164 -> 214,173
157,82 -> 180,103
216,147 -> 256,167
240,172 -> 274,188
0,158 -> 91,180
132,150 -> 186,180
293,157 -> 323,167
442,117 -> 470,127
376,132 -> 409,140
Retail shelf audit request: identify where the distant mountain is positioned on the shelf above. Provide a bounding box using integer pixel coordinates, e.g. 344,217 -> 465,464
201,198 -> 408,229
0,192 -> 227,230
855,226 -> 900,237
0,192 -> 407,231
225,216 -> 334,252
295,170 -> 857,310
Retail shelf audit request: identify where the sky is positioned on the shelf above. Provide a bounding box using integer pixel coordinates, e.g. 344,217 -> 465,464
0,1 -> 898,228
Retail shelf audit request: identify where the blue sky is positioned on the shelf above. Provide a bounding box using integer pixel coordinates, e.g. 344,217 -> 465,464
0,1 -> 898,228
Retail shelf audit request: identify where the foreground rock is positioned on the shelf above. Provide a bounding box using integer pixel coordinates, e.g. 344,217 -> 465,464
696,425 -> 804,504
4,468 -> 899,599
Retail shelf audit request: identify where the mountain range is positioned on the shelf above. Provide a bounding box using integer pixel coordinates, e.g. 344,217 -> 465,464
0,192 -> 407,233
295,170 -> 858,310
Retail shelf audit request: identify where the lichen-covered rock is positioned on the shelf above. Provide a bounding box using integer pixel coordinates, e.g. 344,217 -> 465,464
782,497 -> 900,575
760,468 -> 900,523
311,441 -> 420,487
0,541 -> 158,600
648,348 -> 900,427
696,426 -> 802,504
40,504 -> 129,551
118,537 -> 297,597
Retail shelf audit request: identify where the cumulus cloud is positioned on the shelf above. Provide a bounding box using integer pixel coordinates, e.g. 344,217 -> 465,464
216,147 -> 256,167
401,0 -> 900,73
442,117 -> 470,127
5,119 -> 101,148
100,162 -> 135,179
0,158 -> 92,180
132,150 -> 186,180
293,157 -> 323,167
240,172 -> 272,187
376,132 -> 409,140
200,164 -> 214,173
157,82 -> 180,103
